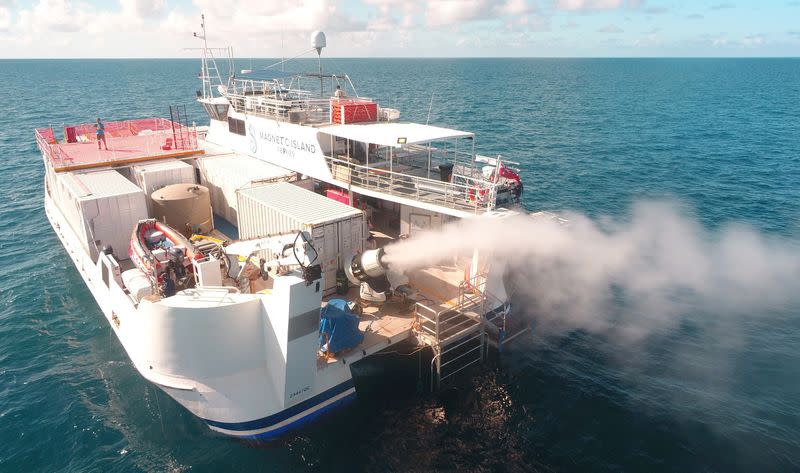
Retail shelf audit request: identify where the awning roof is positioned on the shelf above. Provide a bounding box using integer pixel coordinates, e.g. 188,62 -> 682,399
320,122 -> 474,147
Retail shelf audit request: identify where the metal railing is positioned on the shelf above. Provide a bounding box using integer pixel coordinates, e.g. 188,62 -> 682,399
35,128 -> 71,168
416,300 -> 484,343
460,271 -> 508,334
325,155 -> 497,213
416,297 -> 486,391
226,78 -> 333,124
429,331 -> 484,389
35,119 -> 199,170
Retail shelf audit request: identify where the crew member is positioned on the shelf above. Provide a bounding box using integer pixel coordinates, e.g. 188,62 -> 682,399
95,118 -> 108,150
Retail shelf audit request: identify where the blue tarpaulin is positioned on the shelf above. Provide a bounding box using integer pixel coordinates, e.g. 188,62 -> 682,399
319,299 -> 364,354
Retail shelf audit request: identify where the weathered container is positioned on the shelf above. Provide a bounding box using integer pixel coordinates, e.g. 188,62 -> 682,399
237,182 -> 366,295
56,170 -> 148,261
196,153 -> 297,226
130,159 -> 195,214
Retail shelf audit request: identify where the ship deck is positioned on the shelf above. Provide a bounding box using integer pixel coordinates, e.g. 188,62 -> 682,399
318,264 -> 465,368
36,119 -> 204,172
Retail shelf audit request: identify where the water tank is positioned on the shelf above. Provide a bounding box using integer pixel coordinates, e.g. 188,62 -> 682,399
151,184 -> 213,236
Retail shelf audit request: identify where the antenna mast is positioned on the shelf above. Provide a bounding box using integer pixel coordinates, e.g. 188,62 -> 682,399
193,14 -> 225,99
311,31 -> 327,98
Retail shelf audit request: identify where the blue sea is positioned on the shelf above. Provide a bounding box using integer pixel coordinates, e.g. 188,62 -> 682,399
1,58 -> 799,472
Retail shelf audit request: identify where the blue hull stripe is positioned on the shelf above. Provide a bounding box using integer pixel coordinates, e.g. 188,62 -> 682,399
202,379 -> 355,432
242,392 -> 357,440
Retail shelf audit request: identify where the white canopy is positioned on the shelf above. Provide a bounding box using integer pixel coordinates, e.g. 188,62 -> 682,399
321,122 -> 473,147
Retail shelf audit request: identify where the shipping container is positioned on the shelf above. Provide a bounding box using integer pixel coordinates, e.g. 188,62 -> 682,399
196,153 -> 297,226
237,183 -> 366,295
54,170 -> 148,261
130,159 -> 195,214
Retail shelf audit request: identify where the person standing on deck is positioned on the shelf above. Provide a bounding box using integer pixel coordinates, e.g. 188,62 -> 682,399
95,118 -> 108,150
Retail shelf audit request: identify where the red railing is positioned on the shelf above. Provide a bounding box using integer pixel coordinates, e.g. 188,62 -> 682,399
35,127 -> 72,166
36,118 -> 199,170
67,118 -> 195,144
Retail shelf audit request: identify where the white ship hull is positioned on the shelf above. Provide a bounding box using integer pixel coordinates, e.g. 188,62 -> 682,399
37,34 -> 523,438
44,187 -> 362,439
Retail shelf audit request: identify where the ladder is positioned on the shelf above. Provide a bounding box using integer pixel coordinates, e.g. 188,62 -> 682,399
168,105 -> 197,150
415,286 -> 487,391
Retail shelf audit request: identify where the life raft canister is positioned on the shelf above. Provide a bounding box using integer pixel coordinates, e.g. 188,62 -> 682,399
468,187 -> 489,203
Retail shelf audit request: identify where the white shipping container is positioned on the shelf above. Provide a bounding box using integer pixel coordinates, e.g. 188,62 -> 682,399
237,183 -> 366,295
196,153 -> 297,226
130,159 -> 195,214
55,170 -> 148,261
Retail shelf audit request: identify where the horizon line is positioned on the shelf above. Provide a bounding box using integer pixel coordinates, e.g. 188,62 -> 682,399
1,55 -> 799,60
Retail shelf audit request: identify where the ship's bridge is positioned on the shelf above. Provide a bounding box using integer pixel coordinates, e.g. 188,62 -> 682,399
221,76 -> 355,126
318,122 -> 520,214
201,74 -> 522,215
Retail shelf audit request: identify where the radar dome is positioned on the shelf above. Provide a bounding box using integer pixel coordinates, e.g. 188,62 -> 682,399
311,31 -> 326,52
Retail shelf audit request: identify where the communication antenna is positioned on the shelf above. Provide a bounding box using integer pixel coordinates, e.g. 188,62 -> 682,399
191,14 -> 228,99
193,14 -> 208,48
311,31 -> 327,97
426,91 -> 435,125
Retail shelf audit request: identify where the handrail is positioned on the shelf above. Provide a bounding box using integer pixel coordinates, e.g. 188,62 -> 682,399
36,120 -> 200,171
325,155 -> 496,213
35,128 -> 71,167
460,270 -> 508,332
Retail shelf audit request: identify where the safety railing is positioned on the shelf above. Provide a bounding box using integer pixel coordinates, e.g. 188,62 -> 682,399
35,128 -> 71,168
35,119 -> 199,171
325,155 -> 497,213
461,271 -> 508,331
228,93 -> 331,124
226,79 -> 333,124
415,294 -> 485,346
430,330 -> 484,389
416,297 -> 486,391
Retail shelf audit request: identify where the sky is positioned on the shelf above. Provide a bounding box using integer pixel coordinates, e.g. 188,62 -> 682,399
0,0 -> 798,58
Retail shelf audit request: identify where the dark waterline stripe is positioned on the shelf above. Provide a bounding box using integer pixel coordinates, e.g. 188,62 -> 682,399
203,379 -> 355,432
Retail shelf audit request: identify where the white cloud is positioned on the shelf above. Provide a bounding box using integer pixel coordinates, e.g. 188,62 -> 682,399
425,0 -> 493,27
18,0 -> 87,33
710,3 -> 734,10
556,0 -> 643,11
742,34 -> 765,46
598,24 -> 623,33
0,7 -> 10,32
187,0 -> 367,36
120,0 -> 166,18
497,0 -> 530,16
425,0 -> 534,27
711,36 -> 729,46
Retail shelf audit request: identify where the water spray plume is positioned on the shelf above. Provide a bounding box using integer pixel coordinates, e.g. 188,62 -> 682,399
384,201 -> 800,340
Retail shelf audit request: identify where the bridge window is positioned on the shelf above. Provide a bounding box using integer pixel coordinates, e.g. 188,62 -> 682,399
201,102 -> 229,121
228,117 -> 246,136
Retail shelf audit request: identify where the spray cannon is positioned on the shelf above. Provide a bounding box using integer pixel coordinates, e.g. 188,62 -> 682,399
345,248 -> 389,282
344,248 -> 395,303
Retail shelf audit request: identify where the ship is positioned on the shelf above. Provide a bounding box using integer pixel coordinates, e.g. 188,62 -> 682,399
36,19 -> 528,439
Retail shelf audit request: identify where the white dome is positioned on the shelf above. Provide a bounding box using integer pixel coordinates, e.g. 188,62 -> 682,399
311,31 -> 327,51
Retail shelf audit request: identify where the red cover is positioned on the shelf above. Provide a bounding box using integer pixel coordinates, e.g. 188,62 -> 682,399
326,188 -> 350,205
331,100 -> 378,124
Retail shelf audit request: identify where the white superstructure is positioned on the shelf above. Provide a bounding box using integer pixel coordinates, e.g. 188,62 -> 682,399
36,24 -> 527,440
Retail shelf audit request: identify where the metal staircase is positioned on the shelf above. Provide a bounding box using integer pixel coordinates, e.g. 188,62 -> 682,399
415,273 -> 499,391
414,270 -> 526,390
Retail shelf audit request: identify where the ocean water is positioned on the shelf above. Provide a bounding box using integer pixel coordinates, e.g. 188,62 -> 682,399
1,57 -> 799,472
